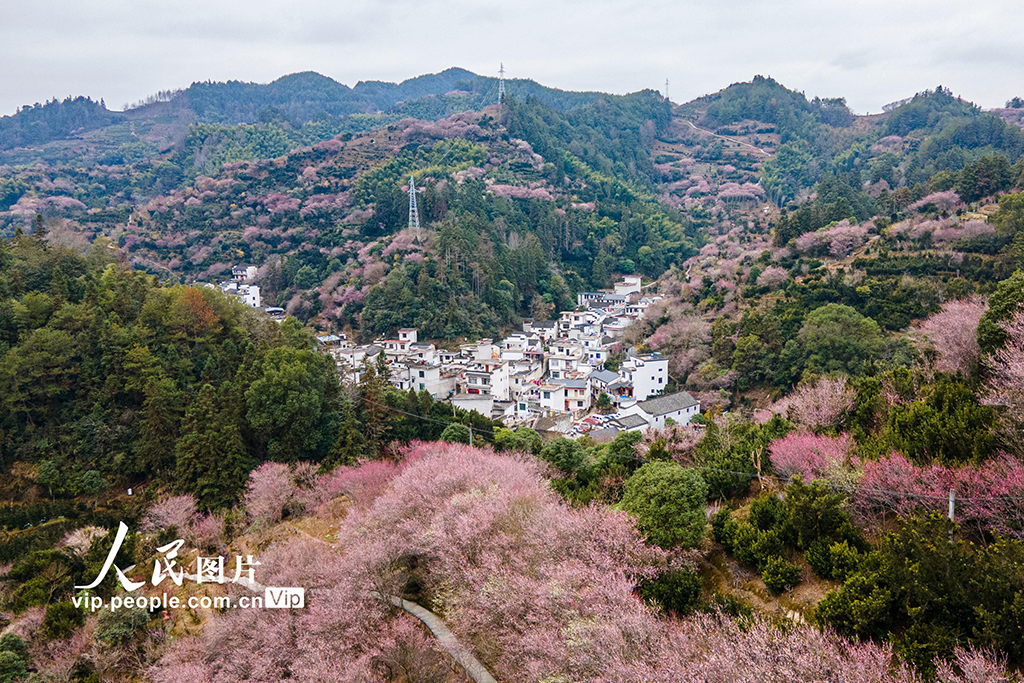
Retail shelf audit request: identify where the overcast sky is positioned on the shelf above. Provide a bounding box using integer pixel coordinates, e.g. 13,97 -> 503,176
2,0 -> 1022,117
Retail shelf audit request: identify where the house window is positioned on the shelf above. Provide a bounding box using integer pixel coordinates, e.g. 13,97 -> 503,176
543,392 -> 550,399
658,377 -> 663,384
419,383 -> 425,391
419,370 -> 425,378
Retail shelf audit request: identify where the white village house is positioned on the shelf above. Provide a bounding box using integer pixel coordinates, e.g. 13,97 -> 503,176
615,391 -> 701,432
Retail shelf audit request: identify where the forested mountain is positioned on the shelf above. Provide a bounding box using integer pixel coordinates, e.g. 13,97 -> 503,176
0,88 -> 696,340
1,73 -> 1022,348
0,234 -> 498,507
0,67 -> 609,161
185,67 -> 606,123
0,97 -> 121,150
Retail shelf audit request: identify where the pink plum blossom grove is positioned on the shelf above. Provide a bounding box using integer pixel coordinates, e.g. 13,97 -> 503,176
144,442 -> 1018,682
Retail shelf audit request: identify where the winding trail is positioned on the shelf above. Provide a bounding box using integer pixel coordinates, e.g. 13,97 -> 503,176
683,120 -> 773,156
370,592 -> 498,683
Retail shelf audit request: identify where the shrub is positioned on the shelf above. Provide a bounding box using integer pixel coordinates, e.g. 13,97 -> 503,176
0,651 -> 27,683
828,541 -> 861,582
549,476 -> 598,507
806,538 -> 834,579
816,515 -> 1024,673
43,601 -> 85,640
731,524 -> 761,567
95,606 -> 151,647
620,462 -> 708,549
702,592 -> 754,619
733,526 -> 784,571
539,437 -> 592,482
637,569 -> 702,615
77,470 -> 108,496
885,377 -> 998,466
439,422 -> 471,444
762,555 -> 802,594
5,550 -> 84,611
0,635 -> 28,663
493,426 -> 542,454
786,479 -> 857,549
711,508 -> 736,547
749,493 -> 788,532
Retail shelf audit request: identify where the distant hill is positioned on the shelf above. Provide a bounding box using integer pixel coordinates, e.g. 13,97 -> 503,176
0,67 -> 612,157
0,96 -> 123,150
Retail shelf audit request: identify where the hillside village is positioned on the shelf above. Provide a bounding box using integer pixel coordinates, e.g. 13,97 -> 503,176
304,271 -> 701,438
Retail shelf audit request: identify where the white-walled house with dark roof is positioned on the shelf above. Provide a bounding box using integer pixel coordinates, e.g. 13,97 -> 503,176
617,391 -> 701,431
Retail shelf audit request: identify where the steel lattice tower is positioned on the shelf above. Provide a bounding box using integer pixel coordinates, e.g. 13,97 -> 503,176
408,175 -> 420,229
498,63 -> 506,105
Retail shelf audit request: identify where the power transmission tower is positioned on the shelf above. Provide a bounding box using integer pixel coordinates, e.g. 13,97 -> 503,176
407,175 -> 421,229
498,63 -> 506,105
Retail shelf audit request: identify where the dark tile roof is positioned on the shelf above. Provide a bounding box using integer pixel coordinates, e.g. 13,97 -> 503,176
613,414 -> 649,429
637,391 -> 699,416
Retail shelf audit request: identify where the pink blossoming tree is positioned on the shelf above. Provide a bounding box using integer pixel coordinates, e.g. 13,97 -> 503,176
919,296 -> 987,375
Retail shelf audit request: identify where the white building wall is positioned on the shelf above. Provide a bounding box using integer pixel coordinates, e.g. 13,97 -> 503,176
621,356 -> 668,401
490,363 -> 510,401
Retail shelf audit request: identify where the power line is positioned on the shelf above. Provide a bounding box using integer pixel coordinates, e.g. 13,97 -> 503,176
360,397 -> 499,437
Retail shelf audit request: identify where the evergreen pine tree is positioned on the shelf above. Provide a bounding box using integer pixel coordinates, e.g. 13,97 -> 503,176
376,351 -> 391,383
324,399 -> 366,470
358,361 -> 391,457
138,376 -> 182,476
175,383 -> 248,509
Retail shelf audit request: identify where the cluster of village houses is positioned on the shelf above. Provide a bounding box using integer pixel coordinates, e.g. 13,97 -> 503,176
214,270 -> 700,439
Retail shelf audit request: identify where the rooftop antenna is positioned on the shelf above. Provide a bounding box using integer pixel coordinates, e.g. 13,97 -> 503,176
498,63 -> 506,106
407,175 -> 421,229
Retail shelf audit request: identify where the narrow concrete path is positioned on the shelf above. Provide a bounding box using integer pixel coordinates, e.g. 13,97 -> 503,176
371,592 -> 498,683
184,558 -> 498,682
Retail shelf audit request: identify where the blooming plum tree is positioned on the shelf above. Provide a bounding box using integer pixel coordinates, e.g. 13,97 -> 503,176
919,296 -> 987,375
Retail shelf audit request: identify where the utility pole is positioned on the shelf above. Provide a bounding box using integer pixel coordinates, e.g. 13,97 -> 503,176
407,175 -> 420,230
948,488 -> 956,544
498,63 -> 506,106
